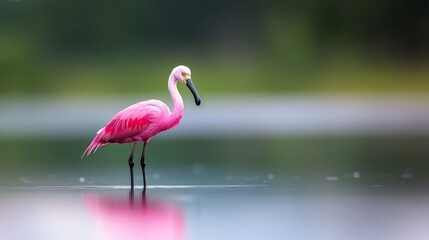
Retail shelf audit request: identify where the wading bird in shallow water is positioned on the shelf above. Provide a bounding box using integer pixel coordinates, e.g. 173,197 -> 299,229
83,65 -> 201,189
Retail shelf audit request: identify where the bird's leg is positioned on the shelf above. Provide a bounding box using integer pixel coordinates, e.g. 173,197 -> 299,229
141,142 -> 148,190
128,143 -> 138,189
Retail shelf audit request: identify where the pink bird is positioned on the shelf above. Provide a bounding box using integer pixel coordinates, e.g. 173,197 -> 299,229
83,65 -> 201,189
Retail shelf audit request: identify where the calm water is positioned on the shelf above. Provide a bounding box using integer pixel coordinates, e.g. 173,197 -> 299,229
1,135 -> 428,240
1,184 -> 428,240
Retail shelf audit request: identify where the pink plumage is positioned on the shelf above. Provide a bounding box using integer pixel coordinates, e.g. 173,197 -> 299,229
82,100 -> 170,157
82,65 -> 201,189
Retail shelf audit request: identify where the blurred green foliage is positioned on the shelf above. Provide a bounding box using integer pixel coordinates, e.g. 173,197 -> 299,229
0,0 -> 428,96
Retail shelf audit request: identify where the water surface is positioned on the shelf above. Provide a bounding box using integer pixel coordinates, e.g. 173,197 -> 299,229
1,184 -> 428,240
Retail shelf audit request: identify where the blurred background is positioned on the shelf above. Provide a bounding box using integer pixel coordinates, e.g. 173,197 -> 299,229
0,0 -> 428,186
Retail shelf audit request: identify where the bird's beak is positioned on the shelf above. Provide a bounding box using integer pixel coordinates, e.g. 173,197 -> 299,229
186,78 -> 201,106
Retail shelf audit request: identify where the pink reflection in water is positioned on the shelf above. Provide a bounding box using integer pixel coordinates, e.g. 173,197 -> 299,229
85,191 -> 184,240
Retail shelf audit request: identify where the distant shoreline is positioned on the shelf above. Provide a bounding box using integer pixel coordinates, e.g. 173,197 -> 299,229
1,95 -> 429,137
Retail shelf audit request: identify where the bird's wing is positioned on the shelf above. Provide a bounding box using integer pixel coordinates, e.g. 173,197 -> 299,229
101,101 -> 166,142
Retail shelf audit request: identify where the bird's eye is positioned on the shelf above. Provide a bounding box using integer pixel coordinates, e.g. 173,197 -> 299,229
181,72 -> 190,79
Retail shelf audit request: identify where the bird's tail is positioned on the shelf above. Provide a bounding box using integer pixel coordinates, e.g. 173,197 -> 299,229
82,128 -> 107,158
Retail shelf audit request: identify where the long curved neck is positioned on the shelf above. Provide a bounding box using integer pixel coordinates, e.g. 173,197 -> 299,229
168,74 -> 184,124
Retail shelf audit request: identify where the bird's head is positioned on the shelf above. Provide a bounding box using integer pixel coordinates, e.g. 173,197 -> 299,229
172,65 -> 201,106
172,65 -> 191,83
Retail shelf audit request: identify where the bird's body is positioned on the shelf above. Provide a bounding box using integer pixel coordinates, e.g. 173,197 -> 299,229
83,99 -> 181,155
83,65 -> 201,189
